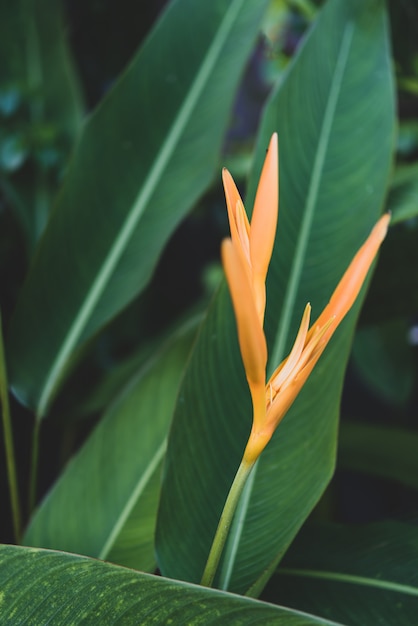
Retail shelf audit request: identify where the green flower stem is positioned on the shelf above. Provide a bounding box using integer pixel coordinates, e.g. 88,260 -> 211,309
0,312 -> 22,543
200,457 -> 254,587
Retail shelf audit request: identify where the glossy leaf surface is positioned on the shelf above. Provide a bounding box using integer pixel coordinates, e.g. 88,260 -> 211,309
156,0 -> 395,595
8,0 -> 269,416
263,522 -> 418,626
0,544 -> 340,625
23,321 -> 197,572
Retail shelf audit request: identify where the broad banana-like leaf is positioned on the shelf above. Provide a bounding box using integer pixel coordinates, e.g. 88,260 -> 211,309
8,0 -> 269,417
156,0 -> 395,595
0,544 -> 343,625
264,522 -> 418,626
23,319 -> 197,572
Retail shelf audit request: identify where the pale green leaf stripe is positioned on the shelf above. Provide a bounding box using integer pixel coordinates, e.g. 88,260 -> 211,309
220,22 -> 354,590
269,22 -> 354,371
278,568 -> 418,598
98,440 -> 166,560
36,0 -> 246,417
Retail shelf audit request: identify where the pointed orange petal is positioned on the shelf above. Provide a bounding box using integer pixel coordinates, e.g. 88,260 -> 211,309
235,200 -> 252,268
266,321 -> 335,429
221,239 -> 267,387
290,316 -> 336,379
314,213 -> 390,341
250,133 -> 279,285
264,370 -> 310,436
265,336 -> 329,435
222,169 -> 251,262
270,303 -> 311,393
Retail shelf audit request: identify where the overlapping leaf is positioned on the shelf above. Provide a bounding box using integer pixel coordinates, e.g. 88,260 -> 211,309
156,0 -> 395,595
0,544 -> 342,625
263,522 -> 418,626
23,320 -> 197,572
7,0 -> 269,417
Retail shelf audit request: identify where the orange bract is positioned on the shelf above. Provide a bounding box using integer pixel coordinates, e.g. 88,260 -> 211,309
222,133 -> 278,325
221,134 -> 390,464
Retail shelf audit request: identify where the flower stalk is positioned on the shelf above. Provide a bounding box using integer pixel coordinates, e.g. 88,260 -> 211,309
200,458 -> 254,588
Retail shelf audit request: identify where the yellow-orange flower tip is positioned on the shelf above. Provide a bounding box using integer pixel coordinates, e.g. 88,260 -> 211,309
250,133 -> 279,285
314,212 -> 390,338
222,134 -> 279,325
268,303 -> 312,395
222,169 -> 250,259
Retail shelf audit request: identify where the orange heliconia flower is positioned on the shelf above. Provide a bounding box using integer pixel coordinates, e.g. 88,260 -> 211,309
221,133 -> 390,464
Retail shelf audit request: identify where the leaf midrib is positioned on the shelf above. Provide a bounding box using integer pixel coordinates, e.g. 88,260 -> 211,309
278,567 -> 418,597
36,0 -> 247,418
98,440 -> 166,560
221,21 -> 355,593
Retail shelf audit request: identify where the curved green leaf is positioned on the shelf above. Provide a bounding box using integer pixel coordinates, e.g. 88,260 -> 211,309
156,0 -> 395,595
263,522 -> 418,626
8,0 -> 269,417
338,421 -> 418,491
0,544 -> 343,625
23,319 -> 197,572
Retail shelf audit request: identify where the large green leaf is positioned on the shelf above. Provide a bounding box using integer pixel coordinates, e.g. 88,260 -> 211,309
338,421 -> 418,491
263,522 -> 418,626
156,0 -> 395,595
7,0 -> 269,417
0,544 -> 342,625
23,319 -> 197,572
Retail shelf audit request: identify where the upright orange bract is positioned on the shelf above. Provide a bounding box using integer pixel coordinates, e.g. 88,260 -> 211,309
221,133 -> 390,464
201,135 -> 390,590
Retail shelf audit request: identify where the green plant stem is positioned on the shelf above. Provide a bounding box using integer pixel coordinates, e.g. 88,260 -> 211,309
0,312 -> 22,543
200,457 -> 254,587
28,419 -> 41,514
